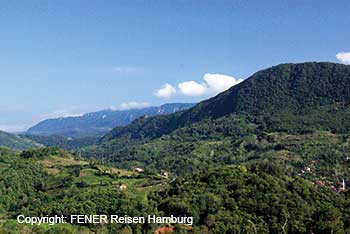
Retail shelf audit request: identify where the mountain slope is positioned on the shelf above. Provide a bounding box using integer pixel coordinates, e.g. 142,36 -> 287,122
0,130 -> 41,150
22,134 -> 99,150
185,62 -> 350,120
102,62 -> 350,142
26,103 -> 195,137
85,62 -> 350,180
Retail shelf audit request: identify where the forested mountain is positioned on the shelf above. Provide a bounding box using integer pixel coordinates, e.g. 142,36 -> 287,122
86,62 -> 350,182
4,62 -> 350,233
26,103 -> 195,138
0,130 -> 41,150
102,62 -> 350,142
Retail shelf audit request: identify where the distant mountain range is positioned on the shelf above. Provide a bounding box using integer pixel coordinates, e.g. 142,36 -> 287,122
26,103 -> 195,137
0,130 -> 41,150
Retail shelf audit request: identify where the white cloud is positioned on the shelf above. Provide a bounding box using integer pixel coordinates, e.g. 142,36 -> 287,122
39,110 -> 83,120
336,52 -> 350,64
117,101 -> 151,110
178,73 -> 243,97
178,81 -> 207,96
154,83 -> 176,98
203,74 -> 243,93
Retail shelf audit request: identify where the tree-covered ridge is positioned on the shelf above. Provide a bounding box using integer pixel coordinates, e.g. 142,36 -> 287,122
103,62 -> 350,142
85,62 -> 350,182
0,130 -> 41,150
191,62 -> 350,118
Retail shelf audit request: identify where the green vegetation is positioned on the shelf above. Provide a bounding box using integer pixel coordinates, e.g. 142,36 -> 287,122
0,147 -> 168,233
0,130 -> 41,150
3,62 -> 350,233
102,62 -> 350,143
79,62 -> 350,233
86,63 -> 350,179
22,134 -> 99,150
2,147 -> 350,233
85,113 -> 350,185
154,165 -> 350,233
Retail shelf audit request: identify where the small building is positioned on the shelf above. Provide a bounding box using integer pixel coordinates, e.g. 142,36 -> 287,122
134,167 -> 144,173
119,184 -> 127,191
160,170 -> 170,177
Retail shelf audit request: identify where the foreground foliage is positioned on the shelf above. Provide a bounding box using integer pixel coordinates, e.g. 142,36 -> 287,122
1,148 -> 350,233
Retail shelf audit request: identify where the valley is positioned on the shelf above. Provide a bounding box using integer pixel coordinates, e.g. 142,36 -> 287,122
2,1 -> 348,233
1,62 -> 350,233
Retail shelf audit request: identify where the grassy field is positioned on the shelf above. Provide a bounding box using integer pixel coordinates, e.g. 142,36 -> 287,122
0,148 -> 171,233
36,152 -> 169,194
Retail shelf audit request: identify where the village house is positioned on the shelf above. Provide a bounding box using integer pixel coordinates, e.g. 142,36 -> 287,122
134,167 -> 144,173
119,184 -> 127,191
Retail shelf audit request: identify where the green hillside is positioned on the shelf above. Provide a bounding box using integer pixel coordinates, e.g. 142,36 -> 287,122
85,113 -> 350,185
1,147 -> 350,233
0,130 -> 41,150
102,62 -> 350,143
22,134 -> 99,150
155,165 -> 350,233
0,147 -> 169,233
85,63 -> 350,181
4,62 -> 350,233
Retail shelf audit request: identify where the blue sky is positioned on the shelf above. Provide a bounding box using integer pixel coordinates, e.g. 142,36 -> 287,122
0,0 -> 350,132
